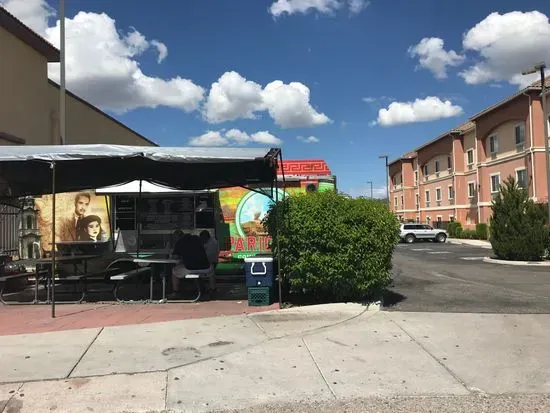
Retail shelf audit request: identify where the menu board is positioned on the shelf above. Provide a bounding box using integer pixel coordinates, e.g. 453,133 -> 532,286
138,196 -> 194,230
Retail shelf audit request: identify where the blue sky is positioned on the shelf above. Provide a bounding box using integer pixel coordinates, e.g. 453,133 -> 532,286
3,0 -> 550,197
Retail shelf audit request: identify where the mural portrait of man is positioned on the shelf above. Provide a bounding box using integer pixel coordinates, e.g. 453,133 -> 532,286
58,192 -> 91,241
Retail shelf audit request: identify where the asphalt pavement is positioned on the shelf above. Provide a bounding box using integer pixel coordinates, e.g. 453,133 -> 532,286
385,241 -> 550,313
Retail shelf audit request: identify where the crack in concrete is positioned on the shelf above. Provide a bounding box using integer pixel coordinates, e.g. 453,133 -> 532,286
388,315 -> 472,394
0,383 -> 24,413
66,327 -> 104,379
302,337 -> 336,399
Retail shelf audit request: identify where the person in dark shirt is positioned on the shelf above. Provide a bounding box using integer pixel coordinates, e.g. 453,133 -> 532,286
170,234 -> 211,297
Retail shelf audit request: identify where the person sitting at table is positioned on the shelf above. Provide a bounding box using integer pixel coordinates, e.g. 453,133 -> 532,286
200,230 -> 219,292
168,229 -> 184,256
169,234 -> 212,298
77,215 -> 105,242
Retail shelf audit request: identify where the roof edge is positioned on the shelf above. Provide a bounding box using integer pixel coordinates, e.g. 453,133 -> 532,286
0,7 -> 59,62
48,79 -> 158,147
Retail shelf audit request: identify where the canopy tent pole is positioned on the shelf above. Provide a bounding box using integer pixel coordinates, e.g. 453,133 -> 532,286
137,179 -> 142,258
51,161 -> 56,318
276,150 -> 285,308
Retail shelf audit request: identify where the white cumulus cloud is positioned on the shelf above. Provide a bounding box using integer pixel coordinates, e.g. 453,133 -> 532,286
459,11 -> 550,87
374,97 -> 463,127
0,0 -> 54,33
347,184 -> 388,199
297,135 -> 320,143
189,129 -> 282,147
408,37 -> 465,80
269,0 -> 368,17
1,0 -> 204,113
203,71 -> 330,128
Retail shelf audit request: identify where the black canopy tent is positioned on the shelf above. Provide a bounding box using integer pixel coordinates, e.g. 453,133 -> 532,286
0,144 -> 283,317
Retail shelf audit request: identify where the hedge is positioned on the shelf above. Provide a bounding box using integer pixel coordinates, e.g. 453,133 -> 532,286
476,223 -> 488,240
263,190 -> 400,302
447,222 -> 462,238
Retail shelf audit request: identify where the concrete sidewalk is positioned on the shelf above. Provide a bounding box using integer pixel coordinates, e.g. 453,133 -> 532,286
1,304 -> 550,412
447,238 -> 492,249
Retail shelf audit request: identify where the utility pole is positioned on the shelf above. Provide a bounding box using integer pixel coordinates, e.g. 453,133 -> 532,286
367,180 -> 373,199
522,63 -> 549,223
378,155 -> 389,207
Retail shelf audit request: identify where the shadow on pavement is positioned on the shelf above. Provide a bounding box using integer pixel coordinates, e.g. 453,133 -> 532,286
381,289 -> 407,308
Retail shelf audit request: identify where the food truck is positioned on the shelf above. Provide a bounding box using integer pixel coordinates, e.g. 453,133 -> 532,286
34,160 -> 336,262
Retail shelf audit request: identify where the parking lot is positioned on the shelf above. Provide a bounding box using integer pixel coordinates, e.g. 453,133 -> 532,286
385,242 -> 550,313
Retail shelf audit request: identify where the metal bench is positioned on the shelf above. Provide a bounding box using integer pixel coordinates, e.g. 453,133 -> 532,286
0,272 -> 29,304
170,268 -> 212,303
110,267 -> 152,302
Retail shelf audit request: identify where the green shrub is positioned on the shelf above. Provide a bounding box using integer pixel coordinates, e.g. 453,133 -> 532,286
475,223 -> 489,240
263,190 -> 400,302
460,229 -> 478,239
447,221 -> 462,238
490,177 -> 549,261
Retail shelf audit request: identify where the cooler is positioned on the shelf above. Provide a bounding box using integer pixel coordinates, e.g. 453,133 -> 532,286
245,256 -> 274,287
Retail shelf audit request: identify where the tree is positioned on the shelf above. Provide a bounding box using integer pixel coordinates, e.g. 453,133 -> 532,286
490,176 -> 549,261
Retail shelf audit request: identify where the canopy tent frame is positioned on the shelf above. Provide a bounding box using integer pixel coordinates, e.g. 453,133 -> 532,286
0,144 -> 282,317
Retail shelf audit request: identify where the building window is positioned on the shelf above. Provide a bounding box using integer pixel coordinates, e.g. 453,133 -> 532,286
436,188 -> 441,201
437,216 -> 442,223
423,165 -> 429,176
401,195 -> 404,207
515,124 -> 525,145
488,135 -> 498,155
516,169 -> 527,188
490,174 -> 501,193
449,216 -> 455,222
425,190 -> 430,204
416,216 -> 420,223
415,193 -> 419,208
468,182 -> 475,198
414,171 -> 418,185
448,186 -> 454,199
467,149 -> 474,165
447,156 -> 452,170
435,161 -> 440,173
394,197 -> 398,207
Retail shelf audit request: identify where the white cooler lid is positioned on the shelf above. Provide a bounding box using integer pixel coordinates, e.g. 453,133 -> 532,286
244,256 -> 274,263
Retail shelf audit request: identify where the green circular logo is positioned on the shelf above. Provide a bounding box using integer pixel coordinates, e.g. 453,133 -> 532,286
235,189 -> 286,238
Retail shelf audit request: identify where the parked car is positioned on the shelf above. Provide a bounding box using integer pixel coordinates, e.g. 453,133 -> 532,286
399,224 -> 447,244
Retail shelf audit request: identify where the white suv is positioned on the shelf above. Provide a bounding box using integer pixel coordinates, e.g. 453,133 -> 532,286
400,223 -> 447,244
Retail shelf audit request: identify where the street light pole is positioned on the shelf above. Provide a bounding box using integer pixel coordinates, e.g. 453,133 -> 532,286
60,0 -> 66,145
367,181 -> 373,199
523,63 -> 550,223
378,155 -> 389,208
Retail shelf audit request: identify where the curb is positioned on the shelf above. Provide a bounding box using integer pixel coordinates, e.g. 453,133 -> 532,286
483,256 -> 550,266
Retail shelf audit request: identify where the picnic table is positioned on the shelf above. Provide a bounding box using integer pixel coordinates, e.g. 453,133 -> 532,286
109,254 -> 210,303
0,254 -> 101,305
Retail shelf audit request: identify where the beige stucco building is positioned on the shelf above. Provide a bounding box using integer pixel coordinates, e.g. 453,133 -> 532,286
0,6 -> 156,257
389,78 -> 550,229
0,6 -> 156,147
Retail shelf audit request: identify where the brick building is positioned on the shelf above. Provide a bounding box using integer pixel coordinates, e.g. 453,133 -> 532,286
389,78 -> 550,228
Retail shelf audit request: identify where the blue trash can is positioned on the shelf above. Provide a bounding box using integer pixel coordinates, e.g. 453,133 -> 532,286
245,256 -> 274,287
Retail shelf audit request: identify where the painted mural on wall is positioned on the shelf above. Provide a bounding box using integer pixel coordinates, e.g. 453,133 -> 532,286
35,191 -> 111,252
218,182 -> 335,259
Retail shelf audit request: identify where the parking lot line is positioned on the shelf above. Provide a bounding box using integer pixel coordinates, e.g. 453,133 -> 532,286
412,248 -> 433,251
